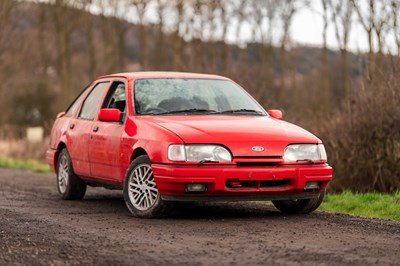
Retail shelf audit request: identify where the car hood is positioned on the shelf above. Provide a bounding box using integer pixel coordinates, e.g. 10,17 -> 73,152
142,116 -> 321,157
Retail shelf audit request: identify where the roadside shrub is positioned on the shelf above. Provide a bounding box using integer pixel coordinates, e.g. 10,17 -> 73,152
320,74 -> 400,193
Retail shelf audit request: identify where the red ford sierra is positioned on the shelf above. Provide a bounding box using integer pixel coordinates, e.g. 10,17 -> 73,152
47,72 -> 332,218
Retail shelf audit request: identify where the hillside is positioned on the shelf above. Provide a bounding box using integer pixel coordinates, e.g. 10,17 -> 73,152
0,0 -> 364,128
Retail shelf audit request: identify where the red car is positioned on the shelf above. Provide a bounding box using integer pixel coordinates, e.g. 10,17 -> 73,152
47,72 -> 332,218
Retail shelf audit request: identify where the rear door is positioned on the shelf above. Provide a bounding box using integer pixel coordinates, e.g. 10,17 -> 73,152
88,80 -> 127,182
68,81 -> 110,178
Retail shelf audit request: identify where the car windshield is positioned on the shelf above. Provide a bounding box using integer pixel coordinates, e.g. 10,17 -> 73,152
133,78 -> 266,116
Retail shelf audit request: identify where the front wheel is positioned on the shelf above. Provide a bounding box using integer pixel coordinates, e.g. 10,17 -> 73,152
57,148 -> 87,200
123,155 -> 171,218
272,189 -> 326,214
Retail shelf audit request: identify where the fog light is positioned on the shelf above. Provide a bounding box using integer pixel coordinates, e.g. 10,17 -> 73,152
304,182 -> 320,190
185,183 -> 207,193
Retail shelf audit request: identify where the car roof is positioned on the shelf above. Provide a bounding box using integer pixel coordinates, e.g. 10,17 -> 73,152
97,71 -> 231,81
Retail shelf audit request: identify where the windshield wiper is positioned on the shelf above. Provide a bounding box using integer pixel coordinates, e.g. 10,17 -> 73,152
153,108 -> 218,115
215,109 -> 265,115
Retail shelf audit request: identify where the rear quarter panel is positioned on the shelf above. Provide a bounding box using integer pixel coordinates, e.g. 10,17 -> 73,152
49,116 -> 71,150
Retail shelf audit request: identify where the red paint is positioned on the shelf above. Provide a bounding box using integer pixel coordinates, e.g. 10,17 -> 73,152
267,109 -> 283,120
98,108 -> 121,123
56,112 -> 66,119
47,72 -> 332,197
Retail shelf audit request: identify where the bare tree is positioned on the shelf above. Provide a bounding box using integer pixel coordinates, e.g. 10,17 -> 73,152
95,0 -> 129,73
317,0 -> 333,108
330,0 -> 353,101
0,0 -> 18,125
79,0 -> 97,79
373,2 -> 391,54
233,0 -> 247,46
249,0 -> 279,55
320,0 -> 330,69
185,0 -> 221,72
276,0 -> 308,91
172,0 -> 184,71
351,0 -> 391,78
95,0 -> 113,72
379,0 -> 400,72
0,0 -> 17,56
131,0 -> 149,70
189,0 -> 207,72
155,0 -> 167,70
50,0 -> 75,102
231,0 -> 249,74
390,0 -> 400,59
110,0 -> 129,72
217,0 -> 233,74
203,0 -> 219,72
246,0 -> 280,103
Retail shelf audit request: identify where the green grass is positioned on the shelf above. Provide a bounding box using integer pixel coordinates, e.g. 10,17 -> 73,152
0,156 -> 52,174
321,191 -> 400,221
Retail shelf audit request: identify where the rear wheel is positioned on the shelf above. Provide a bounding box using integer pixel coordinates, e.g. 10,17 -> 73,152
57,148 -> 87,200
123,155 -> 171,218
272,189 -> 325,214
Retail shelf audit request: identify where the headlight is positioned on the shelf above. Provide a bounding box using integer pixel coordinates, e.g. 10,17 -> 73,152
168,145 -> 232,162
283,144 -> 327,162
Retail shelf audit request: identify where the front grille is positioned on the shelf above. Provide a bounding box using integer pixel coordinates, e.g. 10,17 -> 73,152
234,156 -> 282,160
226,180 -> 290,189
236,162 -> 279,167
233,156 -> 283,167
260,180 -> 290,187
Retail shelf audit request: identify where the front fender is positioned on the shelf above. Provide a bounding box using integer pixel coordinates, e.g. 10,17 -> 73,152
125,117 -> 184,164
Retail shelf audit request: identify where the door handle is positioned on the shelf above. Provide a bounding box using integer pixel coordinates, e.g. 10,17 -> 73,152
93,126 -> 99,132
69,124 -> 75,129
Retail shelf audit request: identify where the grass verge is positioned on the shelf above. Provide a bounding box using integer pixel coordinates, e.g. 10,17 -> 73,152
321,191 -> 400,221
0,156 -> 51,174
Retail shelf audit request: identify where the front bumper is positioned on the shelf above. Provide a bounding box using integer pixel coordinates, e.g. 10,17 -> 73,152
152,163 -> 332,201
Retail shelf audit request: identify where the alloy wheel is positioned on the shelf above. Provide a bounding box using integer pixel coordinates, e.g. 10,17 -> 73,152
58,153 -> 69,194
128,164 -> 159,211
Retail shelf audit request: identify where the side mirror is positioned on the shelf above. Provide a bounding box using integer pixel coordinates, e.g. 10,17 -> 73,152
98,108 -> 122,123
267,109 -> 282,120
56,112 -> 66,118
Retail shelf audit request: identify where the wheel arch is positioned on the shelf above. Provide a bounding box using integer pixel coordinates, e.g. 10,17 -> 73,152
129,147 -> 148,163
55,142 -> 67,168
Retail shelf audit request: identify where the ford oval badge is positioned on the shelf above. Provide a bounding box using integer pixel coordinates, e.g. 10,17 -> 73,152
252,146 -> 264,152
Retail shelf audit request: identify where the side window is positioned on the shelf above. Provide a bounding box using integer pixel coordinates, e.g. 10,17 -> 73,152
102,82 -> 126,113
65,88 -> 89,117
78,82 -> 109,120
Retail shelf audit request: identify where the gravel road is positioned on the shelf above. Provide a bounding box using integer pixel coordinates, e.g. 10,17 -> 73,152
0,168 -> 399,266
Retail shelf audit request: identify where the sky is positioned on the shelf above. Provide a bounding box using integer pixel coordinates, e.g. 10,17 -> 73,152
229,2 -> 375,53
34,0 -> 395,54
291,4 -> 370,52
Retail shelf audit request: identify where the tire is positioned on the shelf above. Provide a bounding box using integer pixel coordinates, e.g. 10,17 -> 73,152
123,155 -> 171,218
56,148 -> 87,200
272,189 -> 326,214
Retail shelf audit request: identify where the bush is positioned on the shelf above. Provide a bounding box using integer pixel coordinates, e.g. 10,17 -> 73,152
320,74 -> 400,192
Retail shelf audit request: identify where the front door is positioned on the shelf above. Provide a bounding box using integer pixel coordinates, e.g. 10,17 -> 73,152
89,80 -> 127,182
